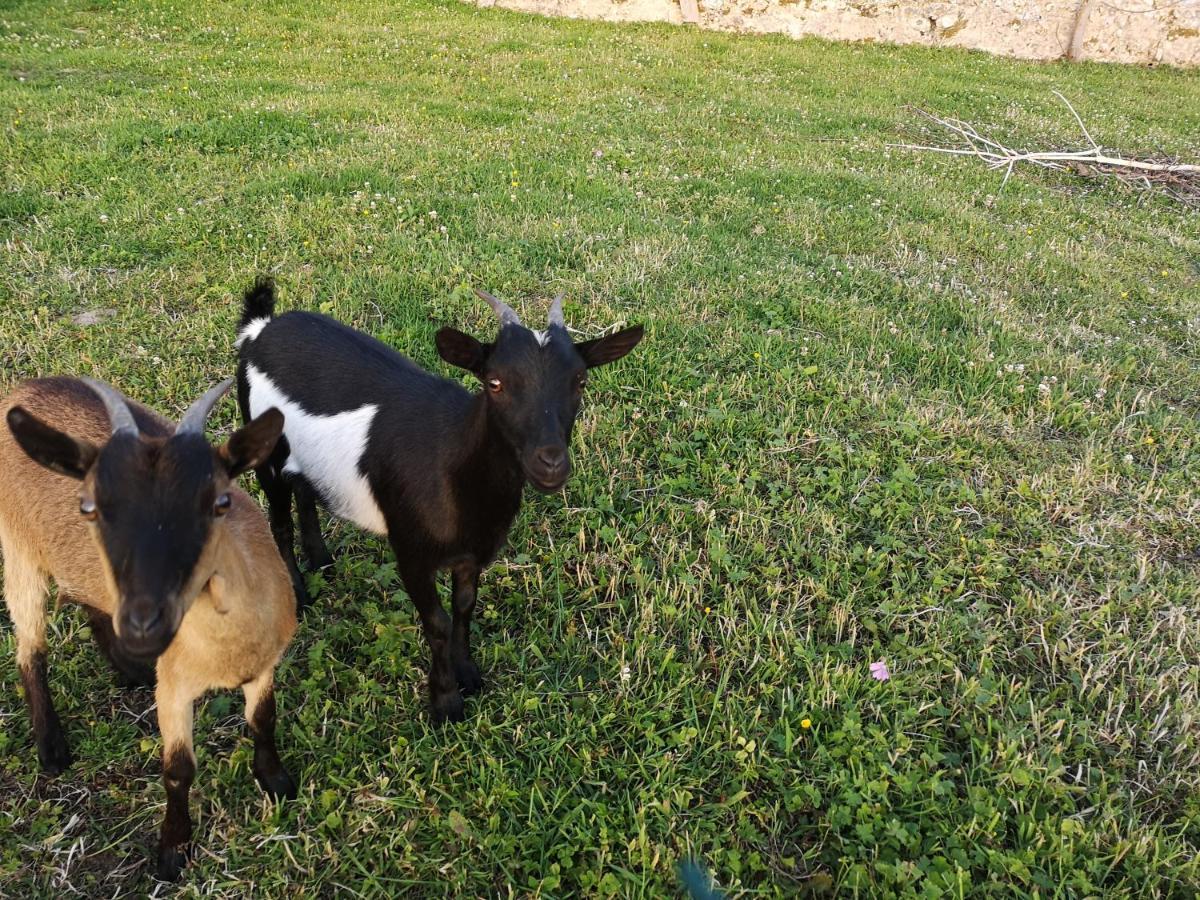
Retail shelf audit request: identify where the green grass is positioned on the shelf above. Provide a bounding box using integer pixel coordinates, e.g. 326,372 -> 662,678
2,0 -> 1200,895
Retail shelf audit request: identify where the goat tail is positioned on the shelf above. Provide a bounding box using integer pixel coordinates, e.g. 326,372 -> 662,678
240,276 -> 276,329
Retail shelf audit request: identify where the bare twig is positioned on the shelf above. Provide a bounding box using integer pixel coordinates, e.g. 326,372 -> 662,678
1052,89 -> 1099,150
892,93 -> 1200,206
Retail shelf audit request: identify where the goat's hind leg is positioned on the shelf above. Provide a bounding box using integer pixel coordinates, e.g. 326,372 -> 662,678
292,475 -> 334,571
82,604 -> 155,688
1,541 -> 70,774
243,668 -> 297,800
255,446 -> 310,611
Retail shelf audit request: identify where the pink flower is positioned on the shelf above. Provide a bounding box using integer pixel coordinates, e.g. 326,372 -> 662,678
869,660 -> 890,681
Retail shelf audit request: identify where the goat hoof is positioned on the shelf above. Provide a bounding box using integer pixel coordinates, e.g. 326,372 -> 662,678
454,658 -> 484,697
257,767 -> 298,801
37,733 -> 73,776
155,843 -> 189,882
294,586 -> 313,616
431,690 -> 466,724
307,550 -> 335,570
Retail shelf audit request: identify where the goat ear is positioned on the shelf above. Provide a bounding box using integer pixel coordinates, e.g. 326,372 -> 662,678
220,408 -> 284,477
6,407 -> 99,480
576,324 -> 645,369
436,327 -> 487,374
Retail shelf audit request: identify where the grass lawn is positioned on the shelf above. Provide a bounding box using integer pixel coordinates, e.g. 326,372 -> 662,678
2,0 -> 1199,895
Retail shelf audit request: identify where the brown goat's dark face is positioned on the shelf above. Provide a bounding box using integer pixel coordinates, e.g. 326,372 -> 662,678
83,433 -> 228,658
7,399 -> 285,661
436,321 -> 645,492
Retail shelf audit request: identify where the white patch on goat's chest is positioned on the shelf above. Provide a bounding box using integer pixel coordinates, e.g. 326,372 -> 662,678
244,364 -> 388,534
234,317 -> 270,349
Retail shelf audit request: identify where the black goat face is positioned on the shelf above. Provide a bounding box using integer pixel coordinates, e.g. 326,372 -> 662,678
484,325 -> 585,491
84,433 -> 223,658
436,316 -> 645,492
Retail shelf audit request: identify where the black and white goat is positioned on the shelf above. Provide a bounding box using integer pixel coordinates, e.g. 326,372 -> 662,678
235,279 -> 643,722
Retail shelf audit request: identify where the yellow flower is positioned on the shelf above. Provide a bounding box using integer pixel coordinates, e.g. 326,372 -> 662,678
704,606 -> 711,614
801,718 -> 811,729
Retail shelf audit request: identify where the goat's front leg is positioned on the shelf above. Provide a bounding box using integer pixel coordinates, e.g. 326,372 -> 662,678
242,669 -> 297,800
397,561 -> 463,724
154,677 -> 197,882
450,563 -> 483,697
2,549 -> 70,774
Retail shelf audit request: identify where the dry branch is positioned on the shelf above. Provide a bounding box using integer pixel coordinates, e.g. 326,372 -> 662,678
893,92 -> 1200,205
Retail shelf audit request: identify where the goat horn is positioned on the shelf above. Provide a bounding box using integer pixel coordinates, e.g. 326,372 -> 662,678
176,378 -> 234,436
547,292 -> 566,329
474,288 -> 522,327
81,378 -> 139,437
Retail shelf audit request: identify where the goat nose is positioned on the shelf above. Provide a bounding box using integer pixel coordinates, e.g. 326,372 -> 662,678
535,446 -> 566,469
124,605 -> 164,639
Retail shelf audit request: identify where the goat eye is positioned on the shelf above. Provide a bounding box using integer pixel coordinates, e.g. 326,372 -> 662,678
214,493 -> 232,516
487,377 -> 503,394
79,498 -> 98,521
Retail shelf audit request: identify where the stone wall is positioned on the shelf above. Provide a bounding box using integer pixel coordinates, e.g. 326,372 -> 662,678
470,0 -> 1200,67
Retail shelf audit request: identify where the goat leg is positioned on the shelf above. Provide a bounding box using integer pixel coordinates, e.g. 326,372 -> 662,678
21,650 -> 72,774
450,563 -> 484,697
256,465 -> 310,613
155,678 -> 196,882
293,475 -> 334,571
3,549 -> 71,773
84,605 -> 155,688
398,561 -> 464,723
243,670 -> 297,800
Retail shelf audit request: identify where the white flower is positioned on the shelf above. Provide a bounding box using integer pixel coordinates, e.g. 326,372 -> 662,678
619,665 -> 631,682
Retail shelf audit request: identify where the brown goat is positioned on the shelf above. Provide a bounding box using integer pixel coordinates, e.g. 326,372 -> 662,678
0,376 -> 297,881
